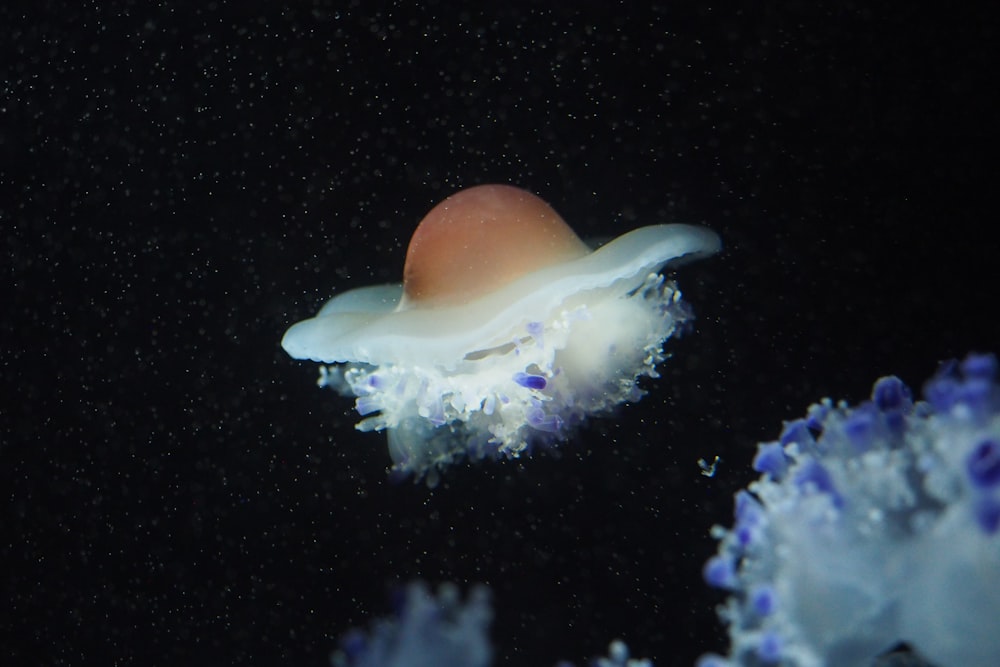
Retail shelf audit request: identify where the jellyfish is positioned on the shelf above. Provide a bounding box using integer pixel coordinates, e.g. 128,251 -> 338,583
282,184 -> 720,484
331,580 -> 651,667
700,354 -> 1000,667
332,582 -> 494,667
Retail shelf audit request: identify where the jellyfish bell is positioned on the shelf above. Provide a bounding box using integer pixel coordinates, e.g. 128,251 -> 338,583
400,183 -> 591,308
283,185 -> 718,371
282,184 -> 720,485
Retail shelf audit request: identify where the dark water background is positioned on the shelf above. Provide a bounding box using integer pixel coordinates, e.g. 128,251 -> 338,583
3,2 -> 997,665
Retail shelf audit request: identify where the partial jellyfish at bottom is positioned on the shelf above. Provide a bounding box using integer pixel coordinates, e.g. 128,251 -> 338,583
282,184 -> 720,485
331,581 -> 652,667
701,354 -> 1000,667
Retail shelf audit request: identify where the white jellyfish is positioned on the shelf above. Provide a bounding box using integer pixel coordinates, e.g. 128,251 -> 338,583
282,184 -> 720,485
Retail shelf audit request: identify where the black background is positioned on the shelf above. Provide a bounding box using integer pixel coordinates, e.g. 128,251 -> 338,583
3,2 -> 998,666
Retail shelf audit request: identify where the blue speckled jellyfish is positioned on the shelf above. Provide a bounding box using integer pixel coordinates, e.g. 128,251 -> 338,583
700,354 -> 1000,667
282,184 -> 720,485
332,582 -> 493,667
332,581 -> 651,667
